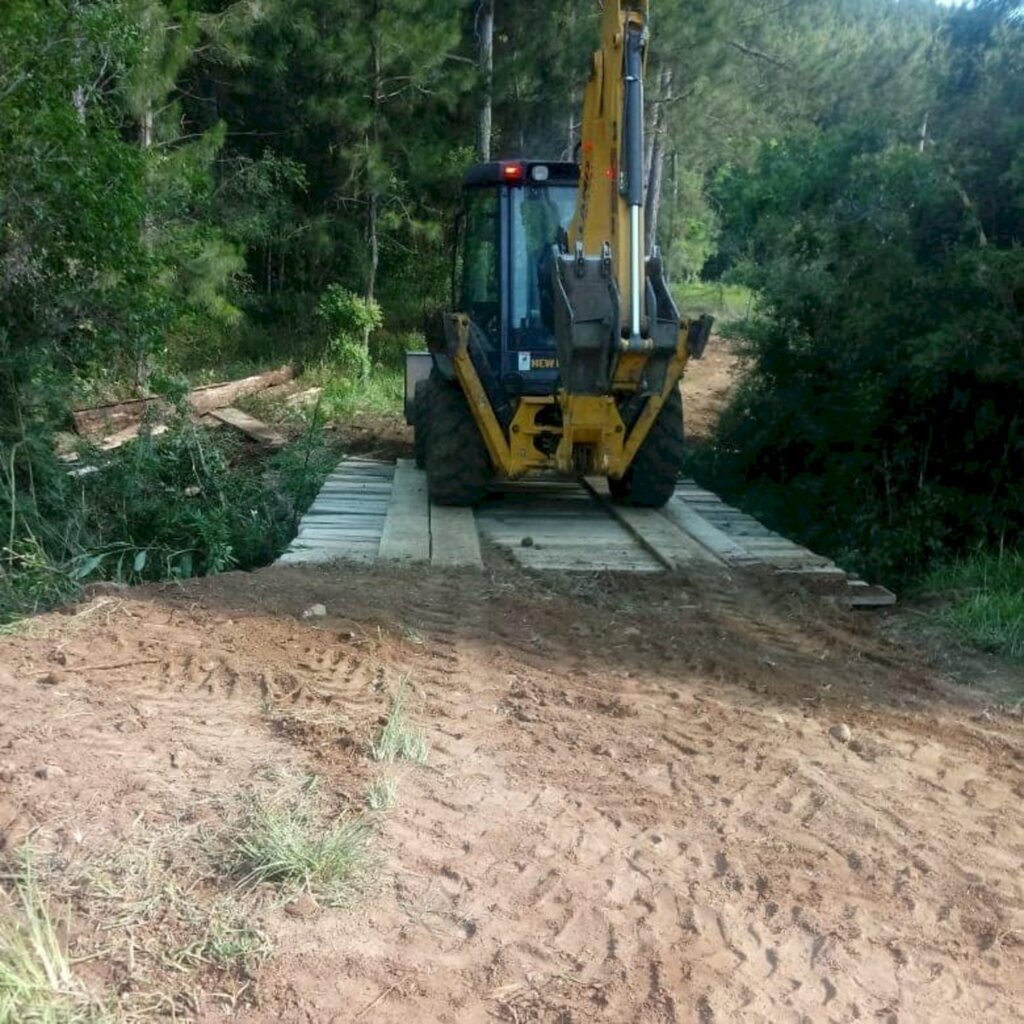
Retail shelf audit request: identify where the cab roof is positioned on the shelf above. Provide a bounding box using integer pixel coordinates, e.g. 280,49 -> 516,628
463,161 -> 579,187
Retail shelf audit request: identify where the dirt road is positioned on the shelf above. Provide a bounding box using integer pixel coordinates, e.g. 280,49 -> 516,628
1,560 -> 1022,1022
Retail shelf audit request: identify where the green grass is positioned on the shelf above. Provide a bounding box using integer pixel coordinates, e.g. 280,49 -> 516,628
370,686 -> 429,765
674,282 -> 755,324
0,860 -> 103,1023
923,550 -> 1024,662
227,795 -> 376,905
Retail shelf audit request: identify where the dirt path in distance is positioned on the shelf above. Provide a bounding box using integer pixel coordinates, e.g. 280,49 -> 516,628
1,562 -> 1021,1022
682,335 -> 743,443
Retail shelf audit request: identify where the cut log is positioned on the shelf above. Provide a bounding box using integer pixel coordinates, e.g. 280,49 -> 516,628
72,366 -> 294,438
207,407 -> 286,448
186,366 -> 294,415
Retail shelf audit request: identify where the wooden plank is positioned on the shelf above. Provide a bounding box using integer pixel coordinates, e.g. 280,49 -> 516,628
208,406 -> 286,448
582,478 -> 721,570
430,505 -> 483,570
97,422 -> 169,452
662,497 -> 759,565
378,459 -> 430,564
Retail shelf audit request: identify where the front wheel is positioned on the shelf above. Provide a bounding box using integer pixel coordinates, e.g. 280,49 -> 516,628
609,387 -> 684,508
424,374 -> 492,506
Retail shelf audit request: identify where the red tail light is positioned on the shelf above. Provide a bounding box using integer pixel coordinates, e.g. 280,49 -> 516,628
502,162 -> 525,182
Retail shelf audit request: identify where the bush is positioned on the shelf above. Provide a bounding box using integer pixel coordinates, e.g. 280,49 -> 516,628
316,285 -> 384,382
0,416 -> 339,624
701,125 -> 1023,586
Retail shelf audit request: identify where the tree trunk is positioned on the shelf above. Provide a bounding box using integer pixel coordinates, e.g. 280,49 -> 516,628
364,18 -> 382,378
645,68 -> 672,252
476,0 -> 494,161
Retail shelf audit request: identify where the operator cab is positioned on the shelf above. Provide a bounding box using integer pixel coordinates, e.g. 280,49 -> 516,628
458,161 -> 578,397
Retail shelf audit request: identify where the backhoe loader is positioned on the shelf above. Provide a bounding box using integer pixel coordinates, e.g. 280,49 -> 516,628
406,0 -> 712,508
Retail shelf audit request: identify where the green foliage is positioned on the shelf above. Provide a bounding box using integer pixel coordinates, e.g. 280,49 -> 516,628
316,285 -> 384,381
0,418 -> 339,625
673,283 -> 753,325
924,551 -> 1024,662
371,685 -> 430,764
700,4 -> 1023,586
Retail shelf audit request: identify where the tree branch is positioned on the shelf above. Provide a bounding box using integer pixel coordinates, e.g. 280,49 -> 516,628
728,39 -> 791,70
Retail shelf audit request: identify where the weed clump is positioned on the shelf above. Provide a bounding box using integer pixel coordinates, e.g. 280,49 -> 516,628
365,775 -> 398,812
371,686 -> 429,765
227,795 -> 376,906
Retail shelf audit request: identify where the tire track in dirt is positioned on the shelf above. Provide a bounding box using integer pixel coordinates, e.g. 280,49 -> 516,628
1,566 -> 1021,1022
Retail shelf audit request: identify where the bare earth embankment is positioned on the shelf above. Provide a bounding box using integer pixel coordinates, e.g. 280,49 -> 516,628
1,561 -> 1022,1022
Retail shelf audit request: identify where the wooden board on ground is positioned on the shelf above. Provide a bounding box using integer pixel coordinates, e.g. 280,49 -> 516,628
430,504 -> 483,570
378,459 -> 430,564
276,459 -> 393,566
277,461 -> 896,604
208,406 -> 286,448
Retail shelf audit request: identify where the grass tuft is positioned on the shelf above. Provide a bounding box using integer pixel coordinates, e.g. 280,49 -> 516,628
365,775 -> 398,812
227,795 -> 376,905
0,859 -> 100,1023
923,550 -> 1024,662
371,686 -> 429,765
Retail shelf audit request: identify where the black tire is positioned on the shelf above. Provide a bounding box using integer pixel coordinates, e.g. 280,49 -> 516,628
413,380 -> 428,469
424,373 -> 491,506
609,387 -> 684,508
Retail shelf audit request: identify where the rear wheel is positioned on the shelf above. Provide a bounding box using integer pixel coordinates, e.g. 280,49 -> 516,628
413,380 -> 428,469
609,387 -> 684,508
424,373 -> 491,506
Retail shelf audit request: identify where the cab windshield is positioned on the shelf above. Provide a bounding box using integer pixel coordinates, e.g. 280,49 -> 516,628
510,184 -> 577,348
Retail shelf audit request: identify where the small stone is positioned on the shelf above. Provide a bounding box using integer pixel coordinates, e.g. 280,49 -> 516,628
0,765 -> 16,783
302,604 -> 328,619
169,749 -> 186,769
829,723 -> 853,744
284,892 -> 321,919
184,485 -> 201,497
35,764 -> 66,780
593,744 -> 616,758
38,671 -> 63,687
520,536 -> 535,548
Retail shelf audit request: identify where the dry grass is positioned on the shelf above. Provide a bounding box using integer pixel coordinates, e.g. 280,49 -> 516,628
371,685 -> 429,765
0,856 -> 105,1023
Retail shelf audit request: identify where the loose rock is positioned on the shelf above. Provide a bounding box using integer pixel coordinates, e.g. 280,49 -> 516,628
830,723 -> 853,744
35,764 -> 67,780
302,603 -> 328,619
284,892 -> 321,919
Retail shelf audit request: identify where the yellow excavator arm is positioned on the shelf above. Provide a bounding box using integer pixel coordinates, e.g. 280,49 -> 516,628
568,0 -> 649,346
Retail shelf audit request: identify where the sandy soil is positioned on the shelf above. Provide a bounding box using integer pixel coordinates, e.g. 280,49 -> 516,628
1,563 -> 1022,1023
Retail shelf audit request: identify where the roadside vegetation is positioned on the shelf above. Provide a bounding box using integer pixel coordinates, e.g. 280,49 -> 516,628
227,794 -> 378,906
922,552 -> 1024,663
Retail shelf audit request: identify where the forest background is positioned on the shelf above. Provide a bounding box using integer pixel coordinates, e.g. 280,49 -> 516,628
0,0 -> 1021,654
